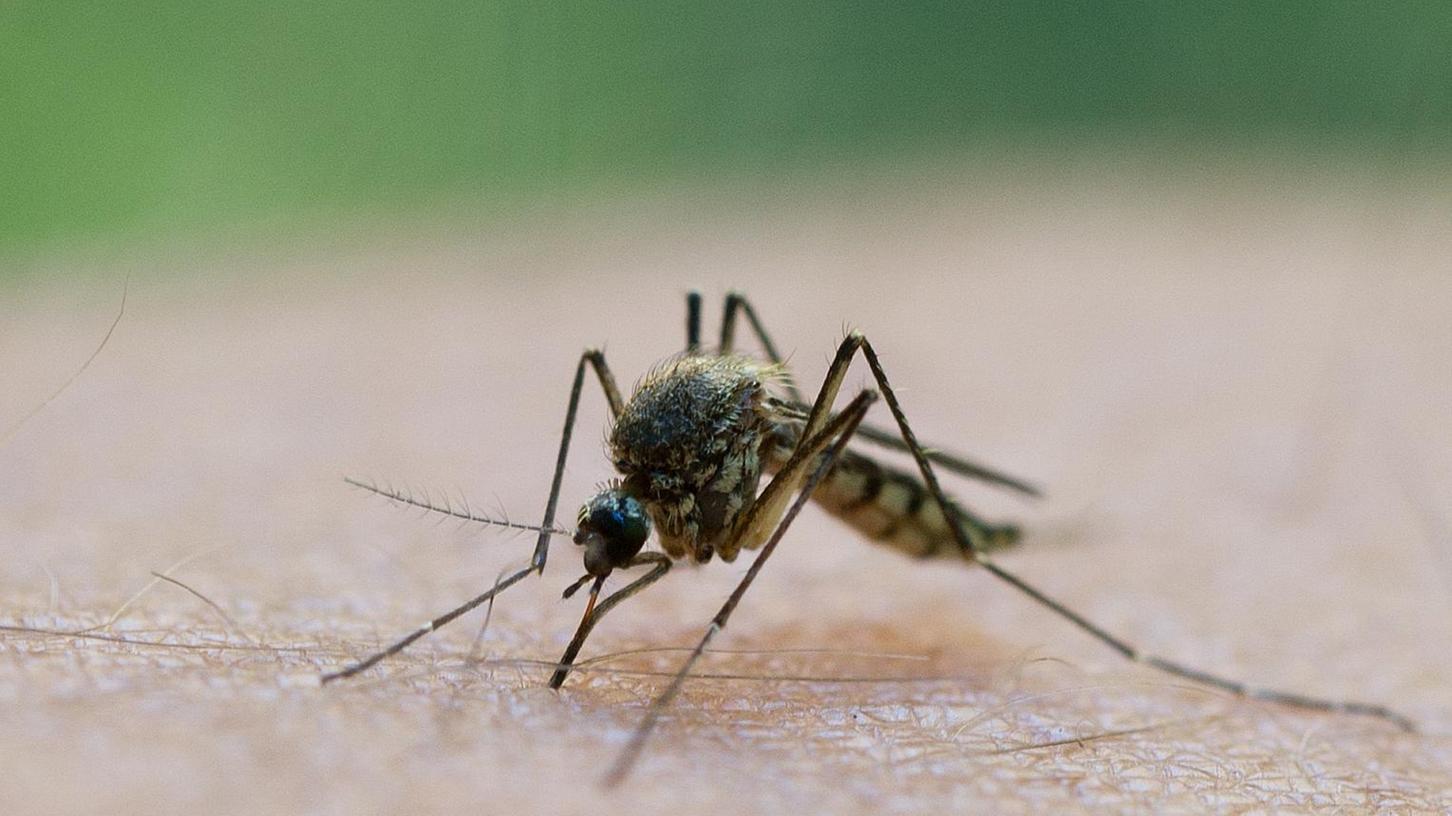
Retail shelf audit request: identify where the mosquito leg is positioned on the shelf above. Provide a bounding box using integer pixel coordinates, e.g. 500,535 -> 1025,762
721,335 -> 872,559
718,292 -> 1038,496
324,348 -> 625,683
842,332 -> 1414,732
531,348 -> 624,572
321,563 -> 536,683
717,291 -> 805,403
847,422 -> 1042,498
978,561 -> 1416,731
549,552 -> 673,688
772,397 -> 1042,500
685,291 -> 703,353
604,388 -> 877,786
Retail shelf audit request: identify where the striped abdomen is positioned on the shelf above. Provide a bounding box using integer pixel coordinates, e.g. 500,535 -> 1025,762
768,441 -> 1020,559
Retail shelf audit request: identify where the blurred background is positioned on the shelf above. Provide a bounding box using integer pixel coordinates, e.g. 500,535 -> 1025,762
3,5 -> 1452,813
3,2 -> 1449,263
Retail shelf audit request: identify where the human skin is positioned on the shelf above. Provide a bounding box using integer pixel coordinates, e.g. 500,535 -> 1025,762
2,164 -> 1450,814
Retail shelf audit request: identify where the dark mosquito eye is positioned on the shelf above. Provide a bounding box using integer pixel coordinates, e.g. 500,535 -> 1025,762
579,491 -> 650,568
590,500 -> 648,550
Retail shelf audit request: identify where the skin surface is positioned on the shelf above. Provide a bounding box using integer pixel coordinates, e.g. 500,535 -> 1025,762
2,163 -> 1450,814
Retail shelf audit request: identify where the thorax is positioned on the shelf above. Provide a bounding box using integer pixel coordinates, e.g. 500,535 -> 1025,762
608,354 -> 787,562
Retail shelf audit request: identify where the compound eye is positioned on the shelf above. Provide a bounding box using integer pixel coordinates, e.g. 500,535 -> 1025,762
586,494 -> 650,563
591,501 -> 647,547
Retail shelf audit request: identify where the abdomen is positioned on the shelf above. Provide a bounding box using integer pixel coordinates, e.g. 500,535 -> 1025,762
769,442 -> 1020,559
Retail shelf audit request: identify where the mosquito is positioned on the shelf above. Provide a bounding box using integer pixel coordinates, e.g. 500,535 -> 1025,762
324,291 -> 1414,786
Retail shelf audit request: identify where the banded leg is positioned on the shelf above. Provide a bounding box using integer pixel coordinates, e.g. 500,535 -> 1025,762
322,348 -> 625,683
842,332 -> 1413,730
604,387 -> 878,786
715,290 -> 1040,497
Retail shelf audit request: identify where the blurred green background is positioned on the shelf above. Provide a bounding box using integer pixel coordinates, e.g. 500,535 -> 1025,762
3,2 -> 1449,257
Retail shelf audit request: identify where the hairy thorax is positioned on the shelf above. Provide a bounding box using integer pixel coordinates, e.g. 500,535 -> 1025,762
609,354 -> 787,563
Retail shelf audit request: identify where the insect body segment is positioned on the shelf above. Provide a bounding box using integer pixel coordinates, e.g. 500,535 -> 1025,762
793,445 -> 1021,559
604,353 -> 784,564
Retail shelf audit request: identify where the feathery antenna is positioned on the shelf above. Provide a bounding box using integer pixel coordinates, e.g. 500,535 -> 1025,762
344,476 -> 573,536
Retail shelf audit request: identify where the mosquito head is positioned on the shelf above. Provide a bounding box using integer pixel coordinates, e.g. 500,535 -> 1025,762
575,489 -> 651,576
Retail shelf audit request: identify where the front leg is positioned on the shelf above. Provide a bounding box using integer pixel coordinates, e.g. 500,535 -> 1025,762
532,348 -> 624,572
549,552 -> 673,689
